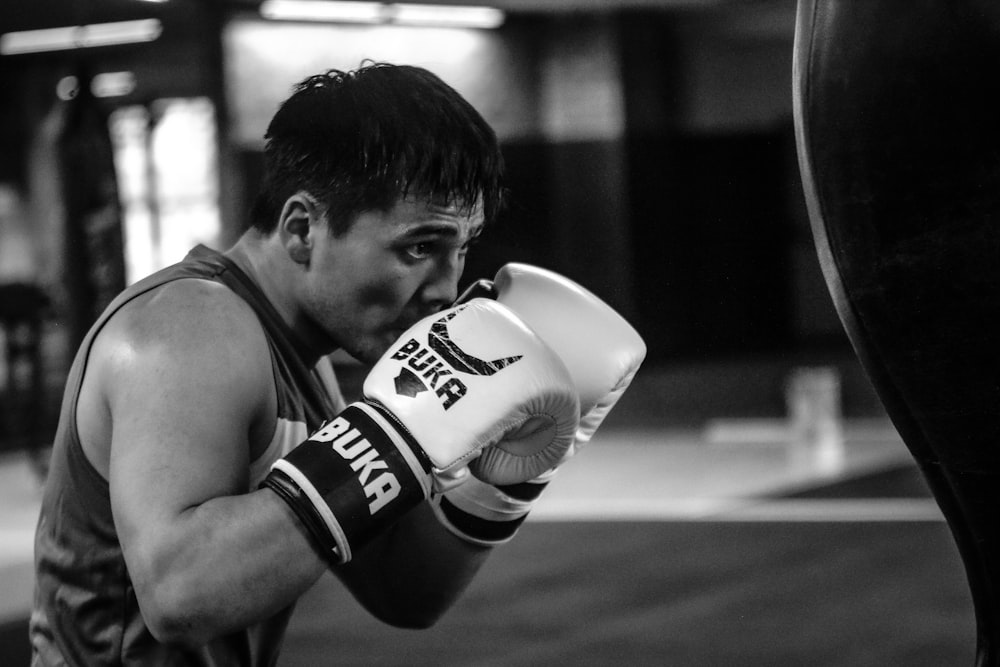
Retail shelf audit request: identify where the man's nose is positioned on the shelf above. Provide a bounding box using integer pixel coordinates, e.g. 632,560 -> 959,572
422,253 -> 463,308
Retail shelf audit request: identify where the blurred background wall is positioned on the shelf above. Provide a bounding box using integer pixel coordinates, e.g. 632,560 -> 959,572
0,0 -> 869,455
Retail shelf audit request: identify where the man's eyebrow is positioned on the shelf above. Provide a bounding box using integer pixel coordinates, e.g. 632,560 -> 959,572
399,223 -> 459,238
400,222 -> 484,240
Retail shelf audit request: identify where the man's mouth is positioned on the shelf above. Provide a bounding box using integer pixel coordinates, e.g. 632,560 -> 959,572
386,321 -> 417,341
392,309 -> 440,335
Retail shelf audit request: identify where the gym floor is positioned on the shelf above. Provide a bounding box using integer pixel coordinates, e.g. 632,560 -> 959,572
0,359 -> 977,666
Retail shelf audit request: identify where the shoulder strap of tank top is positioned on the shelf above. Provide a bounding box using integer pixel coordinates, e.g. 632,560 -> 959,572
192,246 -> 339,426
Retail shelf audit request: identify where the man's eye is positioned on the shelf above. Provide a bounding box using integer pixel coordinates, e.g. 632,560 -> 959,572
459,235 -> 480,257
406,242 -> 435,260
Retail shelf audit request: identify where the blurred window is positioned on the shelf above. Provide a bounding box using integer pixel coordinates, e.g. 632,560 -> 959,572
109,97 -> 220,283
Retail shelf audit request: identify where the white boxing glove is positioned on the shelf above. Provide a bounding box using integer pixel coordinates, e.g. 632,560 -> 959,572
493,263 -> 647,446
262,298 -> 579,562
434,264 -> 646,546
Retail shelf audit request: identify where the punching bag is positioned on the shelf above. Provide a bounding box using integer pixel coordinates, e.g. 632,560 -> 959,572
55,64 -> 127,352
793,1 -> 1000,664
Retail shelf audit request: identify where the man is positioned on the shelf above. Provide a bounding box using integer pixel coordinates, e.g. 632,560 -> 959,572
30,63 -> 580,666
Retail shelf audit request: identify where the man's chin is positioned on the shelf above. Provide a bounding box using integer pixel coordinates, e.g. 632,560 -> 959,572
353,331 -> 402,364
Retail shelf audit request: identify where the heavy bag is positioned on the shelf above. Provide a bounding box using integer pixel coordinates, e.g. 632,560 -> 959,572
793,1 -> 1000,663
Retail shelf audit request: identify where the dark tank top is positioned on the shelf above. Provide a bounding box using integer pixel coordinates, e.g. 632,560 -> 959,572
30,245 -> 345,666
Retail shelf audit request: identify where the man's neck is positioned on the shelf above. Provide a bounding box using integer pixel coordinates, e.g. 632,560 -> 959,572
224,234 -> 330,367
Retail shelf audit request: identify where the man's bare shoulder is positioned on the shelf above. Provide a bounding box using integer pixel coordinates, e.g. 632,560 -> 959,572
112,278 -> 262,351
77,277 -> 278,480
92,277 -> 273,399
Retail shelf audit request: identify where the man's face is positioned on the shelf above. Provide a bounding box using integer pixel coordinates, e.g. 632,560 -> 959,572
302,196 -> 484,364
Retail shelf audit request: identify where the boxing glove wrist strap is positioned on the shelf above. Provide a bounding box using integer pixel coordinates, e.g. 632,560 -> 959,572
431,471 -> 554,547
262,469 -> 340,564
262,402 -> 432,564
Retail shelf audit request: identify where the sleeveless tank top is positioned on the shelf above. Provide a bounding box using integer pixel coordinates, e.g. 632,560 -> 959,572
30,245 -> 346,666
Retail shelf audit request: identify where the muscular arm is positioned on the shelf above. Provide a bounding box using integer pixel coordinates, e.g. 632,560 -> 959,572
96,280 -> 327,646
96,280 -> 492,644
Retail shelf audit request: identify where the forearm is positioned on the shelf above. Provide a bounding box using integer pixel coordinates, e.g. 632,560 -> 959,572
252,299 -> 578,628
334,501 -> 493,628
126,488 -> 326,646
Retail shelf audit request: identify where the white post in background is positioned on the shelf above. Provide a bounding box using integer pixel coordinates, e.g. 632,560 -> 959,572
785,366 -> 844,471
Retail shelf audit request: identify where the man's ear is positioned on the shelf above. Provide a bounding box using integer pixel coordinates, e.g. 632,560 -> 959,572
278,192 -> 321,265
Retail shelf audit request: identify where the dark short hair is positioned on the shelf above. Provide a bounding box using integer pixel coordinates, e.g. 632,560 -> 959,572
249,62 -> 504,235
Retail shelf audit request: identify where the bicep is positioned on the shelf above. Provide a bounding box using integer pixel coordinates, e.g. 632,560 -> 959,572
108,351 -> 258,530
102,289 -> 272,567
